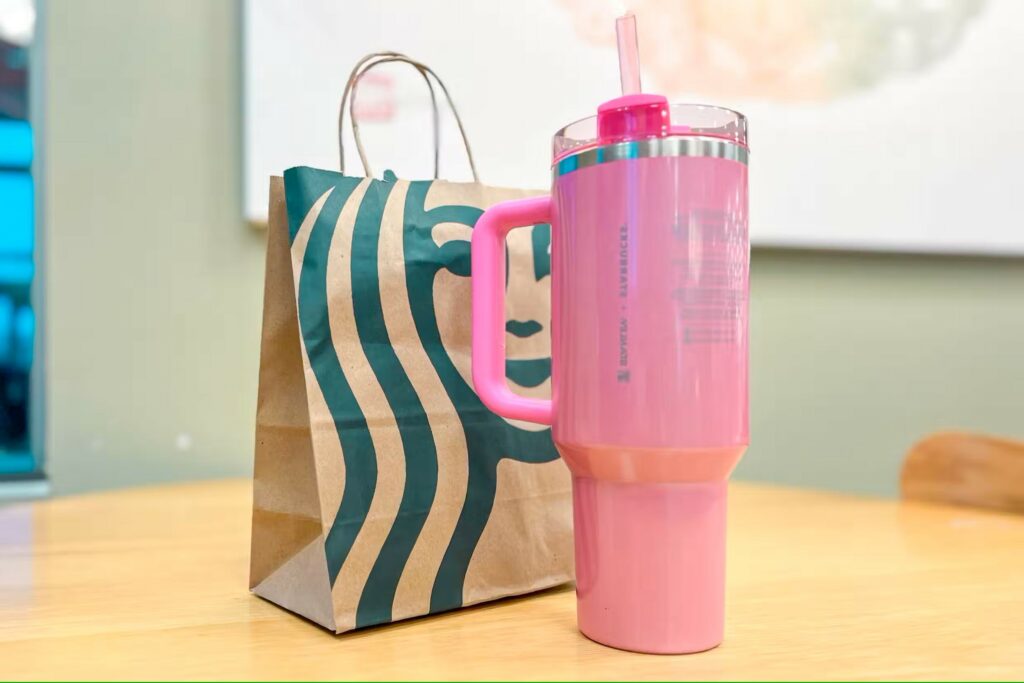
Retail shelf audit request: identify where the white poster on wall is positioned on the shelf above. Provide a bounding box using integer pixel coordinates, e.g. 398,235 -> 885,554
244,0 -> 1024,255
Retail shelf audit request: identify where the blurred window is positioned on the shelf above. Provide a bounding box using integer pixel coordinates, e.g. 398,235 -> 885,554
0,0 -> 38,481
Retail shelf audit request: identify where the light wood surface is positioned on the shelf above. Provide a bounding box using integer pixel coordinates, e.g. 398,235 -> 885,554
902,430 -> 1024,515
2,479 -> 1023,681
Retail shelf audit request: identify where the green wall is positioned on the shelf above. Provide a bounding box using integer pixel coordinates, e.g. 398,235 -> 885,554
41,0 -> 1024,495
742,249 -> 1023,495
43,0 -> 266,494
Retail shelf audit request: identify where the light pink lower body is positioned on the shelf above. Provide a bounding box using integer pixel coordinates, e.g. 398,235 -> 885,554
561,445 -> 743,654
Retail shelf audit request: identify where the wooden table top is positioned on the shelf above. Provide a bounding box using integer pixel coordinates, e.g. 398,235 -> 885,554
1,479 -> 1022,681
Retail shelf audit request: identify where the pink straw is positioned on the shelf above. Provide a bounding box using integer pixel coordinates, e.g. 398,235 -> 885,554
616,12 -> 642,95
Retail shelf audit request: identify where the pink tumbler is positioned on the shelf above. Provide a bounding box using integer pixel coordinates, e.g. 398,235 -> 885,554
470,92 -> 749,654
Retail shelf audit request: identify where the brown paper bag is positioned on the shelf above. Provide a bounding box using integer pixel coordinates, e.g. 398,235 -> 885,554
249,54 -> 572,633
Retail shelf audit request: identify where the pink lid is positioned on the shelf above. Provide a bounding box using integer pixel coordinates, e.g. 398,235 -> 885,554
572,478 -> 728,654
553,101 -> 748,162
597,93 -> 670,143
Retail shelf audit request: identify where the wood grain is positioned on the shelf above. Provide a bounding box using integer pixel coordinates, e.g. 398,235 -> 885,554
1,479 -> 1023,680
902,430 -> 1024,515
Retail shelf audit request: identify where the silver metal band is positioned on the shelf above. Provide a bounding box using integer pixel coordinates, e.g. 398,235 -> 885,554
553,136 -> 748,177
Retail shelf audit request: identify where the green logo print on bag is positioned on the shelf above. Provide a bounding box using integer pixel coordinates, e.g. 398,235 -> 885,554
284,166 -> 559,629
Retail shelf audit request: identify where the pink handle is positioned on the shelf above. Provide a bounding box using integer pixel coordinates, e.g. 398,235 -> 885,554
471,196 -> 553,426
